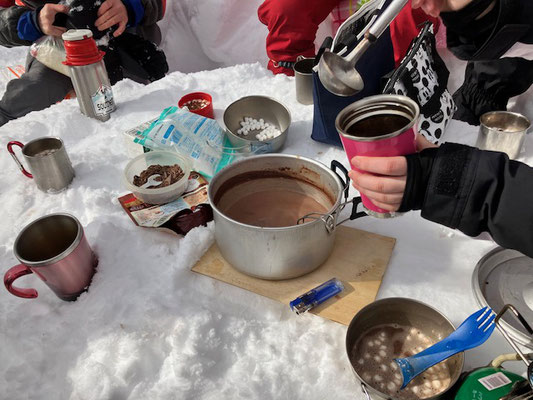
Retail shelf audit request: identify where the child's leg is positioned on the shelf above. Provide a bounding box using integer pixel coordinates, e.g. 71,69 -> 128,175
0,54 -> 73,127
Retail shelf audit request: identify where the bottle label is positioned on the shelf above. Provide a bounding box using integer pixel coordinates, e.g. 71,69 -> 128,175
92,85 -> 116,116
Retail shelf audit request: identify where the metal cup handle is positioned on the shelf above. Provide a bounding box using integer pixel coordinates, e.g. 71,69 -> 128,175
7,141 -> 33,178
4,264 -> 38,299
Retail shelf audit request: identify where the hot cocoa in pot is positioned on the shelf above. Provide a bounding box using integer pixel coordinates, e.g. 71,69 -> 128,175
214,171 -> 334,228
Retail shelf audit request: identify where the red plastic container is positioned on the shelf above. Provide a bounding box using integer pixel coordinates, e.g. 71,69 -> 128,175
178,92 -> 214,119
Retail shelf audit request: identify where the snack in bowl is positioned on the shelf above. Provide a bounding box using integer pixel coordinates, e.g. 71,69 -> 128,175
351,324 -> 452,400
178,92 -> 214,119
346,298 -> 464,400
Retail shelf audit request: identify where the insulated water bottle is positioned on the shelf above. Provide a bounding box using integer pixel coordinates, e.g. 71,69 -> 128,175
62,29 -> 116,121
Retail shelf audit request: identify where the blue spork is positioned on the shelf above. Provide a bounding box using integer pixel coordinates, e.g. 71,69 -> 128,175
395,306 -> 496,389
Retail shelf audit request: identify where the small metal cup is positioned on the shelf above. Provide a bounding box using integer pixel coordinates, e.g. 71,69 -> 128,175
4,213 -> 97,301
7,137 -> 75,193
476,111 -> 531,159
294,56 -> 314,105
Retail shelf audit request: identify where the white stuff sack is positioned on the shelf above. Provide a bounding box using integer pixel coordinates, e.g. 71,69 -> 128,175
30,35 -> 70,77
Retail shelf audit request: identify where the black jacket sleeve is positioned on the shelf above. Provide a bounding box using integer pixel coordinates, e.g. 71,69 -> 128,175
440,0 -> 533,60
400,143 -> 533,258
0,6 -> 33,47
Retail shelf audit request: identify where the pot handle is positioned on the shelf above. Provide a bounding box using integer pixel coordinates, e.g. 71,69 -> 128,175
336,197 -> 367,226
331,160 -> 350,201
360,383 -> 371,400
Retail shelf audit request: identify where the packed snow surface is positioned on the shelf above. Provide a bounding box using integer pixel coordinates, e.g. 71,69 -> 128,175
2,61 -> 531,399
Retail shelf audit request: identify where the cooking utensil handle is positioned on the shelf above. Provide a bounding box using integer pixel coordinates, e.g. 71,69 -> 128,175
315,36 -> 333,65
496,304 -> 533,335
495,304 -> 533,366
4,264 -> 38,299
367,0 -> 409,40
331,160 -> 350,200
7,141 -> 33,178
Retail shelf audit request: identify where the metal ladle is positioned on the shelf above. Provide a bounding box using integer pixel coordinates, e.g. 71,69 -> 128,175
317,0 -> 408,96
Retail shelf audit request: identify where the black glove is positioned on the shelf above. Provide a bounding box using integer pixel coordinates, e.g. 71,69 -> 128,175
111,32 -> 168,83
397,148 -> 438,212
452,57 -> 533,125
66,0 -> 113,40
100,43 -> 123,85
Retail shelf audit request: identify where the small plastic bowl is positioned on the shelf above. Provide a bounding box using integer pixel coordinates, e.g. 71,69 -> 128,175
178,92 -> 214,119
123,151 -> 191,205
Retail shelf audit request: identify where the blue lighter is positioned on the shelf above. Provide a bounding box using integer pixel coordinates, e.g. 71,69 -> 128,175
290,278 -> 344,314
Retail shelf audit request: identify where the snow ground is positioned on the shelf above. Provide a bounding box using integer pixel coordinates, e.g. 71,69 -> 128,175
1,3 -> 533,400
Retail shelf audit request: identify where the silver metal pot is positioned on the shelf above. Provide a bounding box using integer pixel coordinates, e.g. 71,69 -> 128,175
208,154 -> 364,280
346,298 -> 464,400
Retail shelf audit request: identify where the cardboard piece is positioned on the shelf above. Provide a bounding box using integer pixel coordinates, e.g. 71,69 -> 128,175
192,226 -> 396,325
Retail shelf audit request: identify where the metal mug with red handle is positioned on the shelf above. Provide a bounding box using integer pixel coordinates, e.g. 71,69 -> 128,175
7,136 -> 75,193
4,213 -> 98,301
335,94 -> 419,218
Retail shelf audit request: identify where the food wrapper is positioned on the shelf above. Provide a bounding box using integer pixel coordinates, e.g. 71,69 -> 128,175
118,171 -> 213,236
30,36 -> 70,77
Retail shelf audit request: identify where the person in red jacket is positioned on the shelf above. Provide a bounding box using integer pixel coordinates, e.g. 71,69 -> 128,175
257,0 -> 439,76
0,0 -> 14,8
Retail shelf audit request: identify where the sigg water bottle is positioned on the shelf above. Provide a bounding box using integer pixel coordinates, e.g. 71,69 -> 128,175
62,29 -> 116,121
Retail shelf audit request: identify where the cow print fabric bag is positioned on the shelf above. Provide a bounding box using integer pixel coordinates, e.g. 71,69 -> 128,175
383,22 -> 456,144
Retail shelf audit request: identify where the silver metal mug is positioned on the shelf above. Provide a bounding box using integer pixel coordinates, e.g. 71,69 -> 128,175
476,111 -> 531,159
7,136 -> 75,193
4,213 -> 98,301
294,56 -> 314,105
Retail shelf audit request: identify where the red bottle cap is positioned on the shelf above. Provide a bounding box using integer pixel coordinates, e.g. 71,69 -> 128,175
62,29 -> 105,66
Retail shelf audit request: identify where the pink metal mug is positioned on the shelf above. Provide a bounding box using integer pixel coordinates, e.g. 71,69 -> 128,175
4,213 -> 97,301
335,94 -> 419,218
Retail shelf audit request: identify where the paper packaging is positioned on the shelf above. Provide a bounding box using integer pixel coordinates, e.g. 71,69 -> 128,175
118,171 -> 213,236
123,118 -> 158,157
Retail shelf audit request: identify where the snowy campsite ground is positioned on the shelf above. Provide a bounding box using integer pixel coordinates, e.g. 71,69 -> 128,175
1,4 -> 532,399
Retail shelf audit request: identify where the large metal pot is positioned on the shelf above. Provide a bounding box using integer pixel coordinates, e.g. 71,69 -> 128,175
346,298 -> 464,400
207,154 -> 364,280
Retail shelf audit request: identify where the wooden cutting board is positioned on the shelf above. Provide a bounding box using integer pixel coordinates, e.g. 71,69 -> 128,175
192,226 -> 395,325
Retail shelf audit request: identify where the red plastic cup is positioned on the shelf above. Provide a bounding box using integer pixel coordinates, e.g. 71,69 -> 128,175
178,92 -> 214,119
335,94 -> 419,218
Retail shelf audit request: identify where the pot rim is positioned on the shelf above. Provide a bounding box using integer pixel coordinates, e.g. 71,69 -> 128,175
207,153 -> 345,231
335,94 -> 420,142
345,297 -> 464,400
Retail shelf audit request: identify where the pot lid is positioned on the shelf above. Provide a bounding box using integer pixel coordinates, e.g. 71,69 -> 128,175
472,247 -> 533,349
